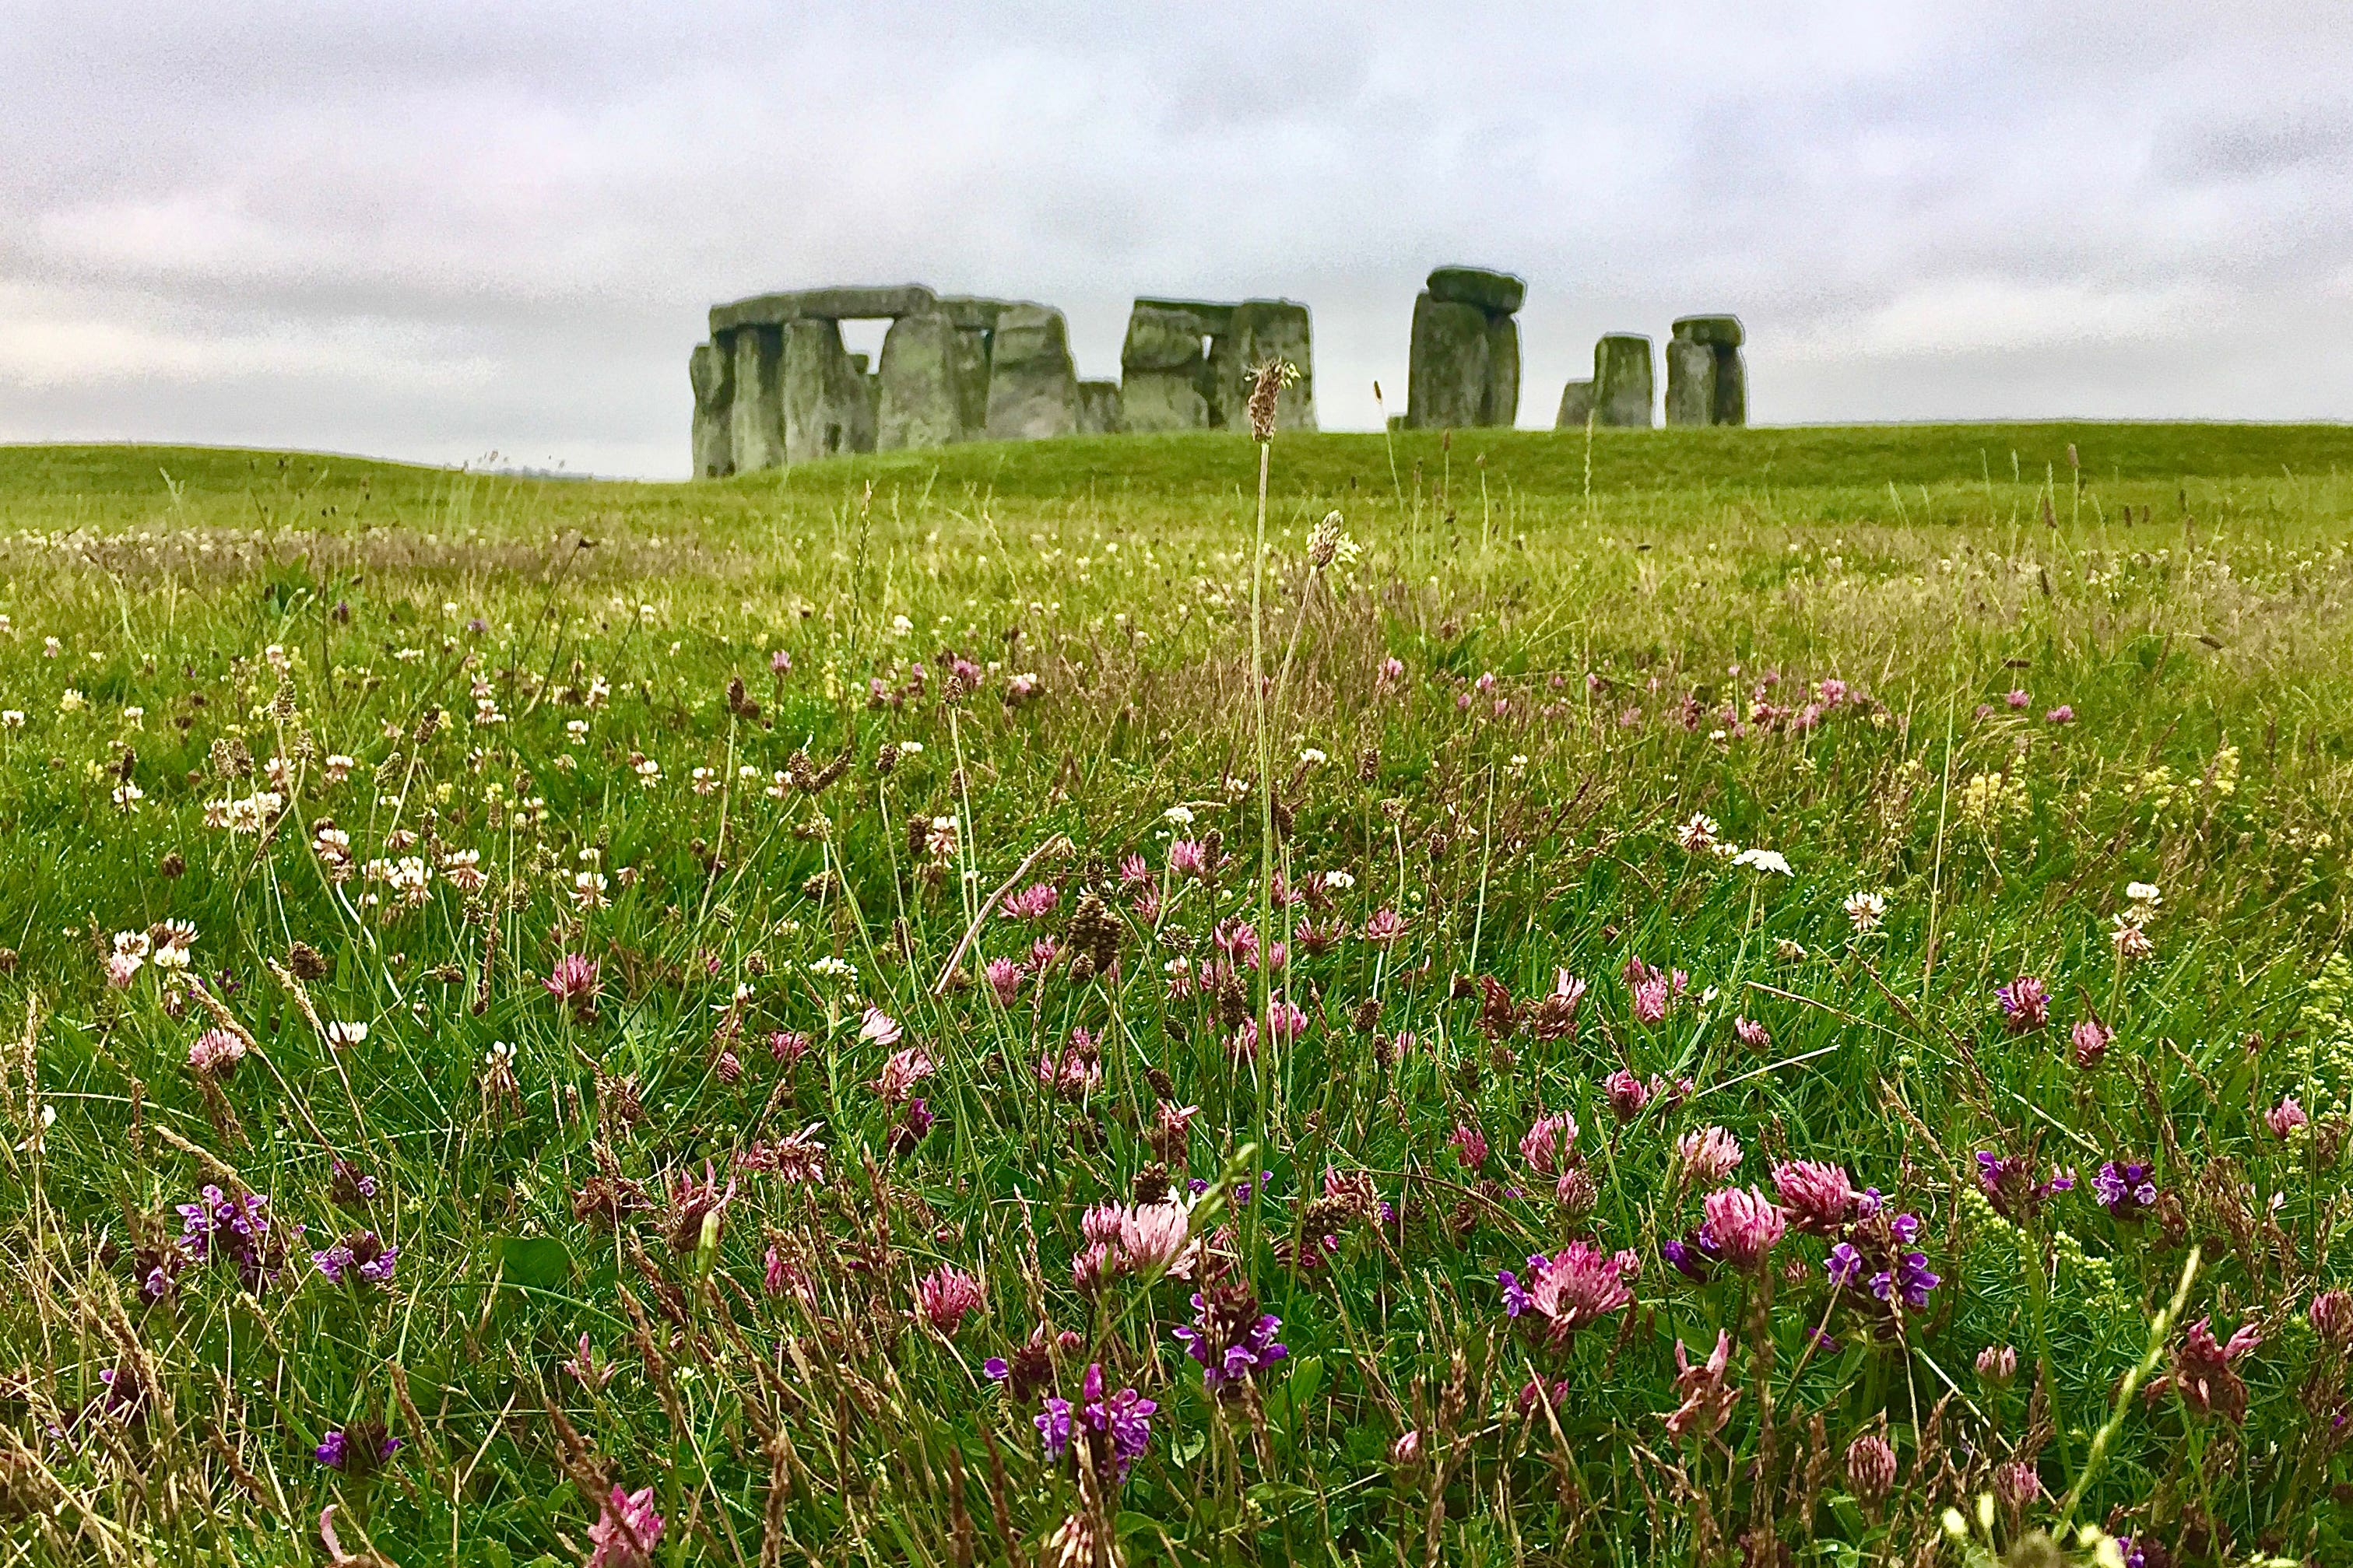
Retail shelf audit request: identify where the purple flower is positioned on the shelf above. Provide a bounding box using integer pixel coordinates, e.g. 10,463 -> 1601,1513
175,1184 -> 295,1292
1661,1231 -> 1722,1284
1037,1363 -> 1157,1480
1975,1152 -> 2072,1221
1870,1251 -> 1941,1310
1173,1282 -> 1288,1395
311,1230 -> 397,1286
2091,1159 -> 2157,1220
314,1424 -> 400,1473
1825,1241 -> 1866,1290
1995,975 -> 2050,1032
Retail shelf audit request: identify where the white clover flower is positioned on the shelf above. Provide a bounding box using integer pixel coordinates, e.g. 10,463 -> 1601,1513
1732,847 -> 1793,875
1843,890 -> 1888,932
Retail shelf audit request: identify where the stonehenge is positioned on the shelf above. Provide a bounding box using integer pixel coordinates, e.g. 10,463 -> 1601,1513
1559,315 -> 1747,431
1117,297 -> 1315,435
1593,335 -> 1655,428
690,284 -> 1055,475
1406,267 -> 1523,429
689,272 -> 1746,472
1670,315 -> 1746,426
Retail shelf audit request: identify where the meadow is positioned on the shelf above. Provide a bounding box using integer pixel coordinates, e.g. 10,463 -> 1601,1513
2,414 -> 2353,1566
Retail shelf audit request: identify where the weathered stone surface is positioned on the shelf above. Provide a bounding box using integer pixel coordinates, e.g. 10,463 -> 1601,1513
1671,314 -> 1744,349
1664,339 -> 1715,428
1120,370 -> 1210,433
1481,314 -> 1520,427
690,341 -> 735,478
1426,266 -> 1526,317
1122,301 -> 1220,373
1218,299 -> 1315,432
1554,380 -> 1594,429
1407,293 -> 1491,430
729,326 -> 786,472
937,296 -> 1013,331
710,284 -> 937,334
875,311 -> 966,451
1076,380 -> 1121,435
952,328 -> 993,438
1593,334 -> 1654,428
783,317 -> 873,463
983,303 -> 1079,441
1709,348 -> 1747,427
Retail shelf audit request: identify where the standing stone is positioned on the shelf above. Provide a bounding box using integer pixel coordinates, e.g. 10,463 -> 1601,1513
1076,381 -> 1122,435
1481,314 -> 1521,427
690,340 -> 735,478
1593,335 -> 1654,428
875,310 -> 966,451
1119,300 -> 1219,433
783,318 -> 868,463
1216,300 -> 1316,432
984,303 -> 1079,441
1406,292 -> 1491,430
1664,339 -> 1716,428
1672,315 -> 1747,426
729,326 -> 786,472
1555,380 -> 1595,429
951,328 -> 993,440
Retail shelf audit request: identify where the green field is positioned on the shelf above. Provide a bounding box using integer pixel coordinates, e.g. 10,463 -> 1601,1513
2,422 -> 2351,1566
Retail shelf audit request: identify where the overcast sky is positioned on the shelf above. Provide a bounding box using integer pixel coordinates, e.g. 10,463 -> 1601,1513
5,1 -> 2351,478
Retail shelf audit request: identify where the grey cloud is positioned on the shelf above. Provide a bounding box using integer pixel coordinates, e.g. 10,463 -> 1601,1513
5,1 -> 2353,475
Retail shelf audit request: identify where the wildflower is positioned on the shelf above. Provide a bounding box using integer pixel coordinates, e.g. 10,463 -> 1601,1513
2109,916 -> 2154,961
1772,1160 -> 1857,1235
1500,1241 -> 1635,1346
1846,1431 -> 1898,1502
661,1162 -> 736,1255
2266,1096 -> 2309,1138
1843,890 -> 1888,932
915,1266 -> 985,1336
314,1423 -> 400,1474
2005,689 -> 2030,709
1004,882 -> 1059,921
106,949 -> 144,988
1974,1151 -> 2073,1220
176,1184 -> 290,1292
1603,1068 -> 1651,1122
1519,1110 -> 1578,1177
325,1020 -> 367,1049
1661,1330 -> 1738,1441
1994,974 -> 2049,1032
2148,1317 -> 2260,1424
1676,1126 -> 1744,1183
1730,847 -> 1793,875
1674,813 -> 1719,852
1116,1201 -> 1199,1279
872,1046 -> 935,1103
585,1484 -> 665,1568
859,1006 -> 904,1049
985,956 -> 1024,1005
1977,1344 -> 2019,1385
2045,705 -> 2075,724
1733,1015 -> 1770,1051
2091,1159 -> 2157,1219
188,1028 -> 245,1075
1699,1186 -> 1786,1271
1376,655 -> 1405,687
311,1230 -> 398,1286
2309,1289 -> 2353,1350
2071,1017 -> 2112,1068
1169,838 -> 1209,878
1624,958 -> 1687,1025
1037,1363 -> 1157,1480
1173,1282 -> 1287,1395
1364,907 -> 1404,944
543,952 -> 599,1009
1449,1122 -> 1488,1171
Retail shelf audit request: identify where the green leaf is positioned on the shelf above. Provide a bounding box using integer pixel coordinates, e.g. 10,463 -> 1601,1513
493,1236 -> 574,1293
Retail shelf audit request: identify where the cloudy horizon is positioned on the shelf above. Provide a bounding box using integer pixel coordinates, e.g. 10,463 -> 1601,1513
5,1 -> 2351,479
